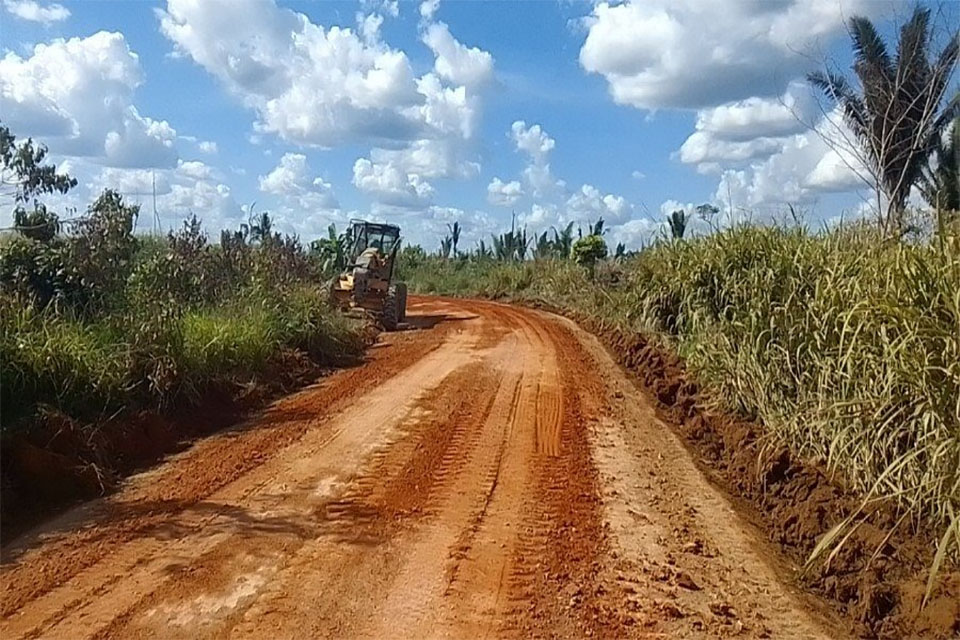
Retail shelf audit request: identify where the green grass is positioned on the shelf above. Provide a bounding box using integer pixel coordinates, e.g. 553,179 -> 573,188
400,224 -> 960,549
1,303 -> 129,422
0,284 -> 363,430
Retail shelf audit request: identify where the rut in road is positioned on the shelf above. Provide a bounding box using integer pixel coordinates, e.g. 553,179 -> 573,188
1,297 -> 843,639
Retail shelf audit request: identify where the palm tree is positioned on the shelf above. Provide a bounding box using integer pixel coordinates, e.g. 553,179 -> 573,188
310,223 -> 347,275
446,221 -> 461,257
532,230 -> 553,259
475,239 -> 492,259
918,117 -> 959,215
808,7 -> 958,236
249,211 -> 273,244
491,213 -> 529,261
551,222 -> 575,258
667,209 -> 688,239
589,217 -> 606,236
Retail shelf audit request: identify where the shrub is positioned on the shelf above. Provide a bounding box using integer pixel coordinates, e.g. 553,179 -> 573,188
571,234 -> 608,272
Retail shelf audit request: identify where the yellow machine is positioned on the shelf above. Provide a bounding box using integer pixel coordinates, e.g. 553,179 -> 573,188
331,220 -> 407,330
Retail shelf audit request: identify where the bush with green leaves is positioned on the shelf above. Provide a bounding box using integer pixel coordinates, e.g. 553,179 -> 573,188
571,234 -> 608,271
1,192 -> 361,433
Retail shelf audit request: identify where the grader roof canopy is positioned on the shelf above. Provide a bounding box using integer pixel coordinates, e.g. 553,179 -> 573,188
347,219 -> 401,263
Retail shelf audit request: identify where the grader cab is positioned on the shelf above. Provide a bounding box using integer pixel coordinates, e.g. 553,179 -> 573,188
330,220 -> 407,330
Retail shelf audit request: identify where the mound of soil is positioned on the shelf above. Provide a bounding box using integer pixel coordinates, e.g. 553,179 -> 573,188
571,314 -> 959,639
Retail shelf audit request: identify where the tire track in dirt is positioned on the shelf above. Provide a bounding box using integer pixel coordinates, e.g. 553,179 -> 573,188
1,305 -> 484,640
355,323 -> 529,638
496,304 -> 612,639
2,296 -> 847,640
0,302 -> 453,618
213,361 -> 505,640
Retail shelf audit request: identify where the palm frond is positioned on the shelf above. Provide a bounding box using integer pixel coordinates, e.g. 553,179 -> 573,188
894,7 -> 932,77
850,16 -> 893,79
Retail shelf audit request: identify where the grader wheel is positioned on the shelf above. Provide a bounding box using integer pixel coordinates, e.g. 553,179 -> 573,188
382,285 -> 400,331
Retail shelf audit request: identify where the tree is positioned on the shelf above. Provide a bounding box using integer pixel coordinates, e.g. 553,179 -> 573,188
808,7 -> 958,236
667,209 -> 688,239
491,214 -> 529,261
571,234 -> 607,274
1,124 -> 76,242
551,222 -> 575,257
580,217 -> 605,238
471,239 -> 489,259
248,211 -> 273,244
918,117 -> 959,214
591,218 -> 606,236
696,203 -> 720,228
439,235 -> 453,259
532,230 -> 553,259
446,221 -> 461,257
310,224 -> 348,275
71,190 -> 140,309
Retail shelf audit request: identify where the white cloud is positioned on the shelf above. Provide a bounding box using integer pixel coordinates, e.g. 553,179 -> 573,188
0,31 -> 178,168
509,121 -> 564,199
631,170 -> 645,180
63,160 -> 242,233
512,184 -> 633,233
163,179 -> 239,227
422,22 -> 493,88
566,183 -> 631,222
522,163 -> 565,199
609,217 -> 661,249
357,12 -> 384,44
198,140 -> 218,154
579,0 -> 887,110
511,120 -> 555,163
694,82 -> 816,142
410,204 -> 499,248
159,0 -> 423,147
3,0 -> 69,24
419,0 -> 440,21
677,82 -> 822,171
89,167 -> 172,198
517,202 -> 560,229
177,159 -> 213,181
380,0 -> 399,18
353,157 -> 434,207
159,0 -> 490,150
713,111 -> 867,212
678,133 -> 785,168
159,0 -> 493,216
410,73 -> 479,140
805,146 -> 865,193
487,177 -> 523,207
259,152 -> 339,209
369,138 -> 478,180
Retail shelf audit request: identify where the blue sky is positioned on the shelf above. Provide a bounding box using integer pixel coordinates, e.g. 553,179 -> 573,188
1,0 -> 955,248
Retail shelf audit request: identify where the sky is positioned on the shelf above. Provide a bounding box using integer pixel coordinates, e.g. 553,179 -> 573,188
1,0 -> 956,249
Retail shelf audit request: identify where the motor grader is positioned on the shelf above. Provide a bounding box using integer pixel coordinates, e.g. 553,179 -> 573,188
330,219 -> 407,330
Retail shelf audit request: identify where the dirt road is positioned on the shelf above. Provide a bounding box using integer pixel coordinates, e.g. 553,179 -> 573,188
1,297 -> 843,639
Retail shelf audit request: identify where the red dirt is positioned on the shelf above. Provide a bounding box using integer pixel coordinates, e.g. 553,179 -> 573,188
0,296 -> 910,639
0,315 -> 451,617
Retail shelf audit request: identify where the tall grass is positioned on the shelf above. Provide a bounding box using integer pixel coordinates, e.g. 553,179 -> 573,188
401,224 -> 960,546
0,285 -> 363,429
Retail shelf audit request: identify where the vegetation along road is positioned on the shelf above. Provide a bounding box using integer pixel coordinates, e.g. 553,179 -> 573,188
0,296 -> 844,639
